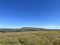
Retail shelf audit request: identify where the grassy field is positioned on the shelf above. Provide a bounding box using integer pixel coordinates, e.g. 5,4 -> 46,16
0,31 -> 60,45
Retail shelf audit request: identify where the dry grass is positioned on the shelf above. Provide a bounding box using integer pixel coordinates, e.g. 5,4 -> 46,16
0,31 -> 60,45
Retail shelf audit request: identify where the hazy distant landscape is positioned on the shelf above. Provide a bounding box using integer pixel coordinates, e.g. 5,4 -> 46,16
0,27 -> 60,45
0,27 -> 60,32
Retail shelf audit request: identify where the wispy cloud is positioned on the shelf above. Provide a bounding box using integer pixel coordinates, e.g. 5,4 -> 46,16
39,25 -> 60,29
0,24 -> 60,29
22,25 -> 60,29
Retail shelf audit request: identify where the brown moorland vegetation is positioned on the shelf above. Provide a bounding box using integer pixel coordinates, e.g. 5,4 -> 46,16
0,31 -> 60,45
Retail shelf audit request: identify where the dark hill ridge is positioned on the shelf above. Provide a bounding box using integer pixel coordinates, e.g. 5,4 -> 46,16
0,27 -> 60,32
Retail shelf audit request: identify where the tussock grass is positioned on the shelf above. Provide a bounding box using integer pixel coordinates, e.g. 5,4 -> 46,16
0,31 -> 60,45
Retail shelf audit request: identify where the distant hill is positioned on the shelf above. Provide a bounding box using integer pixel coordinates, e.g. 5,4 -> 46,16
0,27 -> 60,32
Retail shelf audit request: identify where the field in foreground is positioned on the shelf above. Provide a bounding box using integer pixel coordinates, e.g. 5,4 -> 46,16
0,31 -> 60,45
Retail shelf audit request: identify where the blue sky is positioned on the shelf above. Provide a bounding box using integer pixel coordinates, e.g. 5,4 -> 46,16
0,0 -> 60,29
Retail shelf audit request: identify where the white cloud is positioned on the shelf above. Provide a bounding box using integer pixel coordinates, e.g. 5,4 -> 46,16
39,25 -> 60,29
23,25 -> 60,29
0,24 -> 60,29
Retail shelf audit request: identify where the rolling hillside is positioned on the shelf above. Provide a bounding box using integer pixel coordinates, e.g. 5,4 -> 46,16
0,31 -> 60,45
0,27 -> 60,32
0,27 -> 60,45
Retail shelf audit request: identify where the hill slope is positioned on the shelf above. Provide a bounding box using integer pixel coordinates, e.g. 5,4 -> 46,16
0,27 -> 60,32
0,31 -> 60,45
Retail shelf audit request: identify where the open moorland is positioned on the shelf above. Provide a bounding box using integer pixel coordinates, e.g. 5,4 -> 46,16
0,31 -> 60,45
